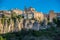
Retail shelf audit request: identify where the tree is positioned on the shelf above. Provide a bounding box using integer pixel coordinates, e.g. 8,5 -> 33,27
57,18 -> 60,27
17,15 -> 23,22
53,18 -> 57,24
1,13 -> 8,25
11,12 -> 17,19
0,36 -> 6,40
7,18 -> 10,26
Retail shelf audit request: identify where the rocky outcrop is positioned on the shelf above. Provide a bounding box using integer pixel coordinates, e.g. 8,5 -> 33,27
0,18 -> 23,34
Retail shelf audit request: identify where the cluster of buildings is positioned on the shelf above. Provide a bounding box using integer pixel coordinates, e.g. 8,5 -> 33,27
0,7 -> 60,34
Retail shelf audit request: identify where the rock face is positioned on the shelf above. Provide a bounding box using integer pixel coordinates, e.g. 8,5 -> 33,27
12,9 -> 23,15
3,19 -> 8,33
0,18 -> 3,34
33,12 -> 44,22
8,19 -> 14,32
24,20 -> 32,29
0,18 -> 24,34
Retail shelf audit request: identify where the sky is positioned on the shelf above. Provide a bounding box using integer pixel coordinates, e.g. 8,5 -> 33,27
0,0 -> 60,13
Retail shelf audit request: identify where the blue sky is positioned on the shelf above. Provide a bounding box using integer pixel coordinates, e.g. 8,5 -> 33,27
0,0 -> 60,13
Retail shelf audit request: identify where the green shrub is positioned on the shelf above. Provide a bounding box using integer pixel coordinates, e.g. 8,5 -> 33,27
0,36 -> 6,40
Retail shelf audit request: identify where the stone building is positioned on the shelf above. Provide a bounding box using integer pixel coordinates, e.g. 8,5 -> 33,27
23,7 -> 44,22
32,21 -> 40,31
0,11 -> 3,18
23,7 -> 34,19
44,10 -> 57,22
56,13 -> 60,20
49,10 -> 57,22
3,11 -> 11,18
